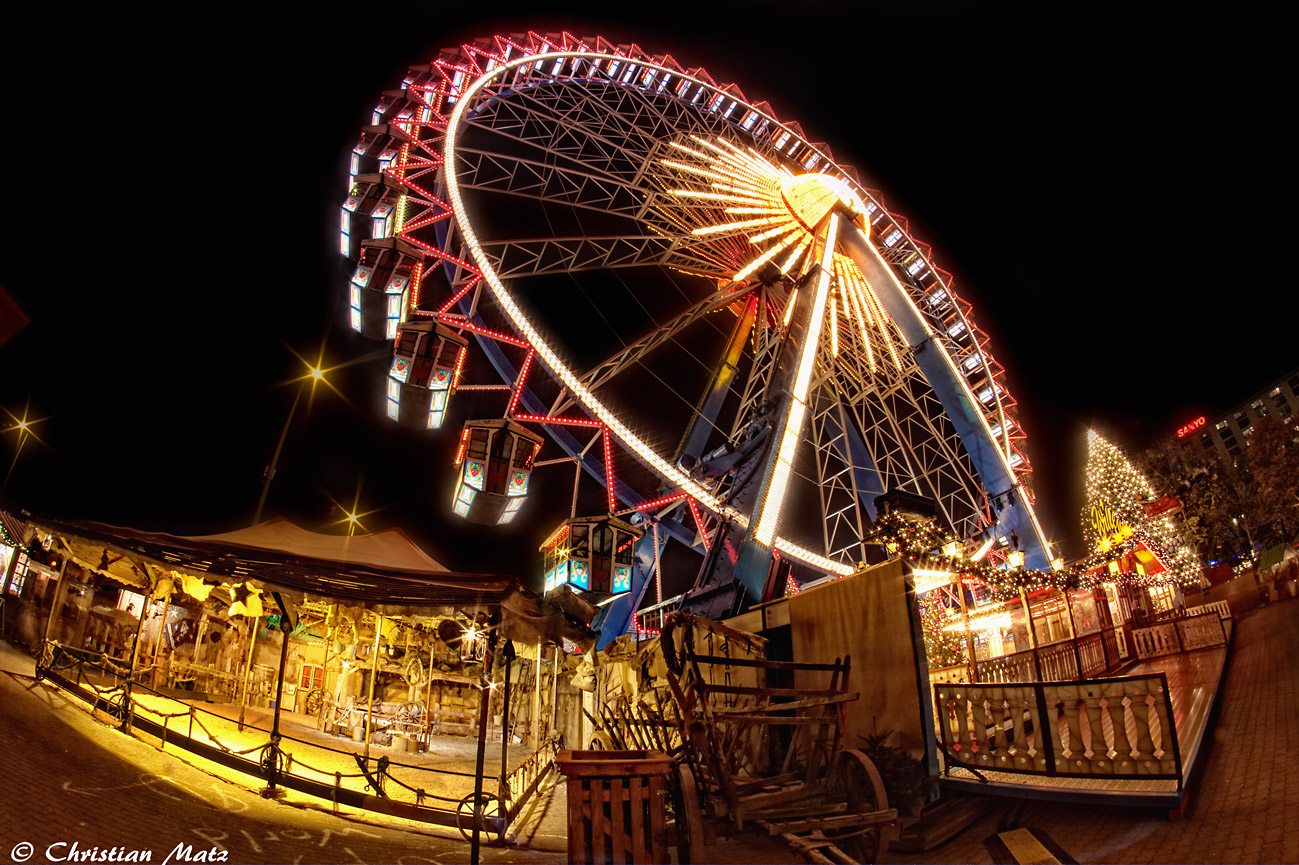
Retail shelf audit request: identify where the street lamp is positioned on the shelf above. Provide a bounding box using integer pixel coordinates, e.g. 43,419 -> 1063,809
252,361 -> 331,526
2,403 -> 48,495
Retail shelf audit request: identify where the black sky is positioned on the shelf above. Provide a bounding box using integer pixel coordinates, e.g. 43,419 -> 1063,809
0,1 -> 1291,584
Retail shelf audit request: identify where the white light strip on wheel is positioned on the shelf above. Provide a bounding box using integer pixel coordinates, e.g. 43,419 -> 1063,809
755,212 -> 839,547
443,52 -> 729,515
774,538 -> 855,576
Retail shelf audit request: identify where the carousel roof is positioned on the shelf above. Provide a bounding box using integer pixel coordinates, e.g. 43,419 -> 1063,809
30,516 -> 518,611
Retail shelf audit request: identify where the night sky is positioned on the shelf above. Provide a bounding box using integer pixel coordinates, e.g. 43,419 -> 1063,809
1,2 -> 1290,589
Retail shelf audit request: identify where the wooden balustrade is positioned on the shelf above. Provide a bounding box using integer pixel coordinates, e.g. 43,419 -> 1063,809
935,673 -> 1181,782
1037,641 -> 1080,681
927,663 -> 968,686
1188,600 -> 1232,620
976,650 -> 1038,684
1175,612 -> 1227,652
1077,633 -> 1108,679
1131,611 -> 1226,660
1131,622 -> 1180,660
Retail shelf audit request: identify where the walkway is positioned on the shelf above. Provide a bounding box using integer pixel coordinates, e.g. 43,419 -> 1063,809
884,598 -> 1299,864
0,642 -> 568,864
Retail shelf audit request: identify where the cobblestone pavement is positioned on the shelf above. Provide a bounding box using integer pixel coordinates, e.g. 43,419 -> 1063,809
883,598 -> 1299,865
0,643 -> 567,865
5,599 -> 1297,864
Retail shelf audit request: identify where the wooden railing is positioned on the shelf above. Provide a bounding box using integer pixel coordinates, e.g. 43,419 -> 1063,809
928,663 -> 968,686
1189,600 -> 1232,620
934,674 -> 1181,782
1177,612 -> 1228,652
975,632 -> 1118,684
1149,600 -> 1232,624
1131,612 -> 1226,660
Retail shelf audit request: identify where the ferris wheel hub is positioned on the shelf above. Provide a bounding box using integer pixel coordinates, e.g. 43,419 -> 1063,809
779,174 -> 868,235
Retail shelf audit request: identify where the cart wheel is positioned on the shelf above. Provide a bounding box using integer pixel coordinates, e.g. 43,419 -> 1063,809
827,749 -> 892,864
588,731 -> 614,750
674,764 -> 704,864
304,688 -> 325,716
457,791 -> 501,843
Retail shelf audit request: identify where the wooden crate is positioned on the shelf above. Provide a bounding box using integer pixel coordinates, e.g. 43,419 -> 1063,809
555,750 -> 672,864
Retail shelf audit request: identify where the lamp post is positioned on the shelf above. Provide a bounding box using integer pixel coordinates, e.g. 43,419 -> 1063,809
252,366 -> 324,526
2,406 -> 47,496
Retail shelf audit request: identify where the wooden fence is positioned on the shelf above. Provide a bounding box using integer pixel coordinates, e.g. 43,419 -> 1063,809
974,628 -> 1125,684
1130,611 -> 1226,661
934,673 -> 1181,782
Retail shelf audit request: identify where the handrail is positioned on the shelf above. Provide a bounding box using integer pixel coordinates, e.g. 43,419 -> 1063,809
934,673 -> 1182,784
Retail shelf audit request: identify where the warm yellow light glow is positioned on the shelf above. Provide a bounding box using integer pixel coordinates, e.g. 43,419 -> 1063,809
912,569 -> 957,593
755,213 -> 839,546
944,612 -> 1012,632
773,538 -> 855,575
971,538 -> 996,561
311,367 -> 325,381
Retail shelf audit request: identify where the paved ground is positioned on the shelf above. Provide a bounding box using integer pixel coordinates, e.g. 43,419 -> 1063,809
882,597 -> 1299,865
3,598 -> 1296,864
0,643 -> 567,865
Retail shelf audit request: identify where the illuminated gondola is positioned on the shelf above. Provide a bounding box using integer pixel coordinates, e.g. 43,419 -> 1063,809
451,419 -> 544,525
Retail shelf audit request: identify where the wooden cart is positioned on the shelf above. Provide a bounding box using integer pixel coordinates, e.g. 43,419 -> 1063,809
659,612 -> 897,864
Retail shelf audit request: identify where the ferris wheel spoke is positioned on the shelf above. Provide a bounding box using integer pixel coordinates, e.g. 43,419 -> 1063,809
454,146 -> 651,218
547,280 -> 754,418
476,235 -> 674,278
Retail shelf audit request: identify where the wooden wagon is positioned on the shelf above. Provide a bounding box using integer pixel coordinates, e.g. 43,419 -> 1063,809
655,612 -> 897,864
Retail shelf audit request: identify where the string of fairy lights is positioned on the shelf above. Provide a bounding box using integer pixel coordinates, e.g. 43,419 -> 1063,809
868,431 -> 1200,602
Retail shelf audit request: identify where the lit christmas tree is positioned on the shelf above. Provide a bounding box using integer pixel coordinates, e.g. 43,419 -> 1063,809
919,590 -> 966,668
1083,429 -> 1200,587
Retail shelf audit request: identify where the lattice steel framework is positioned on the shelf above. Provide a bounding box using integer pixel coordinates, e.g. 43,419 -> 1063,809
342,32 -> 1050,577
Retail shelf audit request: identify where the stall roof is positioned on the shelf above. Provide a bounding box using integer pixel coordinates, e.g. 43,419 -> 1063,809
31,516 -> 518,609
1258,543 -> 1296,571
1,509 -> 26,547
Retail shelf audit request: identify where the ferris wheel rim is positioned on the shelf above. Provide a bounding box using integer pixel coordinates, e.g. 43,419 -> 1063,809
355,33 -> 1051,572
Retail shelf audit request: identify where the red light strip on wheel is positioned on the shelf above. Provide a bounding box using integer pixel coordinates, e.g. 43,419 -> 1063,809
724,537 -> 739,564
513,414 -> 604,428
508,349 -> 534,417
400,235 -> 481,274
399,209 -> 453,234
602,428 -> 616,513
687,498 -> 711,551
437,315 -> 529,347
435,277 -> 480,315
613,491 -> 691,516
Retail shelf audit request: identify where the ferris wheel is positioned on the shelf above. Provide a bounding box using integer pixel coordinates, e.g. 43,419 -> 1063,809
340,32 -> 1052,627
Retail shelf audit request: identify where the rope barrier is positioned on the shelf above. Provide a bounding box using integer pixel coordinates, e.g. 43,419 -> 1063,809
42,643 -> 500,811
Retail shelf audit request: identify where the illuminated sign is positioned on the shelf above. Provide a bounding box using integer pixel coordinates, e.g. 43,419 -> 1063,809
1090,502 -> 1133,550
1177,416 -> 1206,438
